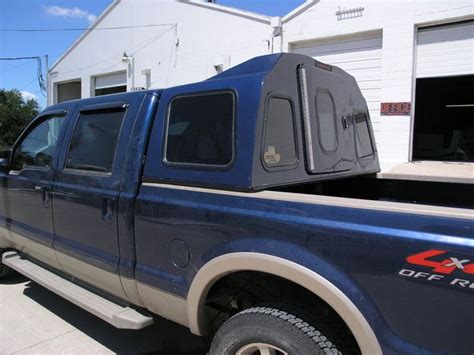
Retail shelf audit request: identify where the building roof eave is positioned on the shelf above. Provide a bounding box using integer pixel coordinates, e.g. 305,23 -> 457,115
178,0 -> 271,24
49,0 -> 122,72
282,0 -> 319,23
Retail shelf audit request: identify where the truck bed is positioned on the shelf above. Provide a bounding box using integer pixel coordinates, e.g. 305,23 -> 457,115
276,175 -> 474,209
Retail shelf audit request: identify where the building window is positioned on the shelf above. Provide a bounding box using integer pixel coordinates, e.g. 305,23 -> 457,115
354,113 -> 374,158
263,97 -> 298,169
165,92 -> 234,167
315,90 -> 338,154
66,108 -> 126,173
56,80 -> 81,103
94,72 -> 127,97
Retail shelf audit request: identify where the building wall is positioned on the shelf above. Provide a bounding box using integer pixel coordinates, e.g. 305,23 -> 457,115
49,0 -> 273,104
49,0 -> 473,171
283,0 -> 473,170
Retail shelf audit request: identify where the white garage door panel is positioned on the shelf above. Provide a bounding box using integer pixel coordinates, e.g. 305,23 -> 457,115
294,37 -> 382,56
95,72 -> 127,90
417,63 -> 473,78
326,60 -> 382,72
417,45 -> 472,59
357,80 -> 382,90
293,33 -> 383,129
417,21 -> 474,78
417,55 -> 472,69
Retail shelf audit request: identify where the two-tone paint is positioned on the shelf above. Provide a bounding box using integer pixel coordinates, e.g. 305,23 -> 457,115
0,53 -> 472,354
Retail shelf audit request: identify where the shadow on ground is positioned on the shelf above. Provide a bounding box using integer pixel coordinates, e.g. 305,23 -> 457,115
22,281 -> 210,354
0,272 -> 28,285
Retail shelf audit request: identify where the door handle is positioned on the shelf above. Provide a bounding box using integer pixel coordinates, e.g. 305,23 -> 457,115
101,199 -> 114,223
342,115 -> 352,129
35,186 -> 51,208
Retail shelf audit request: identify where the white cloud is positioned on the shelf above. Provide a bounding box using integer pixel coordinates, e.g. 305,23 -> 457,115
43,5 -> 97,24
21,91 -> 38,102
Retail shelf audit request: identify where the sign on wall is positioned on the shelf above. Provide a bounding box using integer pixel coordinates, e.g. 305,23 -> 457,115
381,102 -> 411,116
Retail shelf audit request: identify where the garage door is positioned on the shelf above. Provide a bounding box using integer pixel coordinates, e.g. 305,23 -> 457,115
94,72 -> 127,96
57,81 -> 81,103
416,21 -> 474,78
292,32 -> 383,137
413,21 -> 474,163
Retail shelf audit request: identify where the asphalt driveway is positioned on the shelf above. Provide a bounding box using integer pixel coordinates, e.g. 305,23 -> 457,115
0,273 -> 210,354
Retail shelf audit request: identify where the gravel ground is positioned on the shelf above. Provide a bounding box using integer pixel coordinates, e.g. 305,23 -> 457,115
0,273 -> 210,354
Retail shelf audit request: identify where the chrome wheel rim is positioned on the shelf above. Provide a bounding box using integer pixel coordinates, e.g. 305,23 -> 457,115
236,342 -> 289,355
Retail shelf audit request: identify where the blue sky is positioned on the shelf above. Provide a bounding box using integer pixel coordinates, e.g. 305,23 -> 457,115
0,0 -> 304,108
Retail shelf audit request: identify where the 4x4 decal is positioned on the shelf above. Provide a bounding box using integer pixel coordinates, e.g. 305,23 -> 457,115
399,249 -> 474,291
407,249 -> 474,275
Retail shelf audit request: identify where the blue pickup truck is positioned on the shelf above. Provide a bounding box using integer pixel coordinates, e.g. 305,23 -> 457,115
0,53 -> 473,354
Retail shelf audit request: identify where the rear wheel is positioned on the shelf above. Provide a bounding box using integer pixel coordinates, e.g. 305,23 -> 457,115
209,306 -> 340,355
0,248 -> 14,279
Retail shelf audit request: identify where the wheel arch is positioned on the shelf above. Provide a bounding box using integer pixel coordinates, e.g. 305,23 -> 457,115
187,252 -> 382,355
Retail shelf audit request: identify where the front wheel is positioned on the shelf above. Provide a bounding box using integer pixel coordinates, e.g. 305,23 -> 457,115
209,306 -> 340,355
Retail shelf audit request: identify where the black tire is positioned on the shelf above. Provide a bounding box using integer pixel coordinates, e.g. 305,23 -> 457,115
0,249 -> 14,279
209,306 -> 340,355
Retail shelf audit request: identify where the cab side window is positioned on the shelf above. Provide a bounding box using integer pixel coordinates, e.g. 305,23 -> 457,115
12,116 -> 65,171
66,108 -> 126,173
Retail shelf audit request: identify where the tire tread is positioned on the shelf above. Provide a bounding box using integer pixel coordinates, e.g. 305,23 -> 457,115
209,306 -> 341,355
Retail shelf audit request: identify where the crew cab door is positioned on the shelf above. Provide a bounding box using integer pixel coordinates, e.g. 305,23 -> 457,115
298,63 -> 356,174
52,96 -> 142,298
2,107 -> 70,266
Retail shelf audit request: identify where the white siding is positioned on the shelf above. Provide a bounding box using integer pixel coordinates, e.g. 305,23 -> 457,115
417,21 -> 474,78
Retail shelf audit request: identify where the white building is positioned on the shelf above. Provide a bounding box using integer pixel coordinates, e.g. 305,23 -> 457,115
48,0 -> 276,103
48,0 -> 474,174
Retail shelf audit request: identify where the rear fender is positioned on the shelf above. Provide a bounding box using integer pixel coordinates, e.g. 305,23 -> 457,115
187,250 -> 382,355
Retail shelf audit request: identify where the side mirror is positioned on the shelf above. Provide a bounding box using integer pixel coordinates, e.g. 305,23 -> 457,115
0,157 -> 9,172
0,150 -> 11,172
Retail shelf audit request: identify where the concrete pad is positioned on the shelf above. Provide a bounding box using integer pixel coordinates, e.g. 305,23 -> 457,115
380,161 -> 474,184
0,274 -> 209,354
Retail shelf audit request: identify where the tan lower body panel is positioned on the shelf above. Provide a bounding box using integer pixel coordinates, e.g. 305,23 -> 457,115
136,282 -> 189,328
7,230 -> 62,271
2,227 -> 189,329
120,275 -> 146,307
55,250 -> 129,301
51,251 -> 187,321
0,225 -> 15,249
9,231 -> 144,307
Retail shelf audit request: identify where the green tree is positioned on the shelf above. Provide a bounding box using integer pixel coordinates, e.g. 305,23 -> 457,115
0,89 -> 40,150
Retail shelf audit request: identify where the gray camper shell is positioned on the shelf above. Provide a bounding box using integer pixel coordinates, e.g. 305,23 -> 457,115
146,53 -> 380,191
217,53 -> 381,190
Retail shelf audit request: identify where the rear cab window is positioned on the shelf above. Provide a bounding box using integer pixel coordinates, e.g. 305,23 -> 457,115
164,91 -> 235,168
